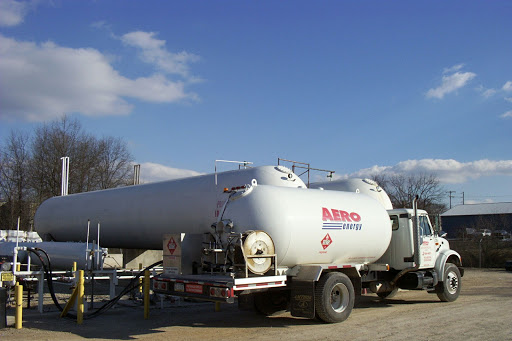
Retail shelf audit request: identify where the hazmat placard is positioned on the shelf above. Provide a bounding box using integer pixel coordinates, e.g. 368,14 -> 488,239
163,234 -> 182,275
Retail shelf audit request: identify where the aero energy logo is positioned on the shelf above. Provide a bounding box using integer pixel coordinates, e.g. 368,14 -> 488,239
322,207 -> 363,231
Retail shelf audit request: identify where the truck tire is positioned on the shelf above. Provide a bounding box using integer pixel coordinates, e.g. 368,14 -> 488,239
253,291 -> 290,316
315,272 -> 354,323
436,263 -> 461,302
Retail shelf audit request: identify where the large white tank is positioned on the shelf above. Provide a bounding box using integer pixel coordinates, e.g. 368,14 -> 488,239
34,166 -> 305,249
0,241 -> 104,270
310,178 -> 393,210
222,183 -> 392,267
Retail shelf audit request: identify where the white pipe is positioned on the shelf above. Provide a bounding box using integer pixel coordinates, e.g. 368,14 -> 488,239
61,156 -> 69,196
86,219 -> 90,270
15,216 -> 20,249
97,222 -> 101,270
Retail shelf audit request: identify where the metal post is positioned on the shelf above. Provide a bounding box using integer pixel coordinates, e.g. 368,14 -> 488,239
139,263 -> 143,294
38,270 -> 44,313
15,282 -> 22,329
61,156 -> 69,196
96,223 -> 101,270
86,220 -> 90,271
133,164 -> 141,185
479,238 -> 483,268
144,270 -> 150,319
77,270 -> 84,324
109,269 -> 117,300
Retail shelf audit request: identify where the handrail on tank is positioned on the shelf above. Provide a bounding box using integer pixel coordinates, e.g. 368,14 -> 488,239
277,158 -> 335,187
214,160 -> 254,185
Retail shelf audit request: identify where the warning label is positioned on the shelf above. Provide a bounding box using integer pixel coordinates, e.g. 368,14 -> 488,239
321,234 -> 332,250
167,237 -> 177,255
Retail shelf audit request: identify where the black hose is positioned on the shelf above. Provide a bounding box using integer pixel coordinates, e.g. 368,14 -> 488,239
26,247 -> 64,312
25,247 -> 162,320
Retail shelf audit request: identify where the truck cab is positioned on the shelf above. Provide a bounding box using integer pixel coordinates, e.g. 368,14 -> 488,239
380,209 -> 449,270
368,207 -> 463,301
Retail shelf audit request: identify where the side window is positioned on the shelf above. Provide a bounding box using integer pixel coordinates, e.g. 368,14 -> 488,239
419,216 -> 432,236
390,215 -> 399,230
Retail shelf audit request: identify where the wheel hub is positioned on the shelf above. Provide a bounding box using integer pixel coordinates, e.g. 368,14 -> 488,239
330,283 -> 349,313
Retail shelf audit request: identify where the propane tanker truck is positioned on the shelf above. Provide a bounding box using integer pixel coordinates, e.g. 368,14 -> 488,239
34,167 -> 463,323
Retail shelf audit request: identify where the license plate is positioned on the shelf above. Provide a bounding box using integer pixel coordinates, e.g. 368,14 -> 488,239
174,282 -> 184,292
1,272 -> 14,282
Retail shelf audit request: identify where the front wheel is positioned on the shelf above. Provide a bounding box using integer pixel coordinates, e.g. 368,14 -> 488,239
315,272 -> 354,323
436,263 -> 461,302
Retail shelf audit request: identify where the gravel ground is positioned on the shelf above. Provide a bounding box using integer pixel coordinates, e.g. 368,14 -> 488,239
1,268 -> 511,341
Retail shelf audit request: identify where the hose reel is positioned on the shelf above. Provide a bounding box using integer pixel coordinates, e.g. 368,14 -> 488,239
242,231 -> 276,275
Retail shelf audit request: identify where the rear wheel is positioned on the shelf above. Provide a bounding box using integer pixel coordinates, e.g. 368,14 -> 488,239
315,272 -> 354,323
436,263 -> 461,302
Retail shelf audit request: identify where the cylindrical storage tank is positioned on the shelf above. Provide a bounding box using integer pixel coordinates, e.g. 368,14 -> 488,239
0,241 -> 104,270
310,178 -> 393,210
222,184 -> 392,267
35,166 -> 305,249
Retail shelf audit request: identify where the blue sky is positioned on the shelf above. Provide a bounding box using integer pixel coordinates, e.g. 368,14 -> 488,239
1,0 -> 511,205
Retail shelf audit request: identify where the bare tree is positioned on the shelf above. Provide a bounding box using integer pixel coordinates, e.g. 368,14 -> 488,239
373,173 -> 447,215
95,136 -> 134,189
30,116 -> 134,199
1,116 -> 134,230
30,116 -> 95,199
0,131 -> 32,229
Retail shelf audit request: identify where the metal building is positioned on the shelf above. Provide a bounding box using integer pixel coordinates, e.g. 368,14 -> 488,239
440,203 -> 512,239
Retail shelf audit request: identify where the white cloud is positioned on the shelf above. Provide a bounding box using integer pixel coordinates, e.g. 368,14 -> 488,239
0,34 -> 200,122
443,64 -> 464,74
0,0 -> 28,27
481,88 -> 496,98
120,31 -> 200,81
426,68 -> 476,99
505,97 -> 512,103
503,81 -> 512,92
138,162 -> 203,183
335,159 -> 512,184
501,110 -> 512,119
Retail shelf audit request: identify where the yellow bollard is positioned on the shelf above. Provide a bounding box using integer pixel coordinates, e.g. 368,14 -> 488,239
73,261 -> 77,272
144,270 -> 150,319
215,302 -> 221,312
139,263 -> 143,293
77,270 -> 84,324
15,283 -> 22,329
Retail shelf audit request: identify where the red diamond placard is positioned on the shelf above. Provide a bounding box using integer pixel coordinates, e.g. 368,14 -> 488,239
167,237 -> 177,255
321,233 -> 332,250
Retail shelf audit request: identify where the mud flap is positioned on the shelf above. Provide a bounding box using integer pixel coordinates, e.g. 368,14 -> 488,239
290,281 -> 315,319
238,293 -> 255,310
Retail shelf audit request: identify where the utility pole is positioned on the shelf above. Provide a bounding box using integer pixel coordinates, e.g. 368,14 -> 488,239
462,191 -> 465,205
448,191 -> 456,209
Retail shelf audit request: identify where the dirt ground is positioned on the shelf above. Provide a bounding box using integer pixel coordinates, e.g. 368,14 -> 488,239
1,268 -> 511,341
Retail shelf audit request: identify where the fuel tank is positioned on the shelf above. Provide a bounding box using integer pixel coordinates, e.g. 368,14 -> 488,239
222,183 -> 392,267
34,166 -> 305,249
0,241 -> 104,270
310,178 -> 393,210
